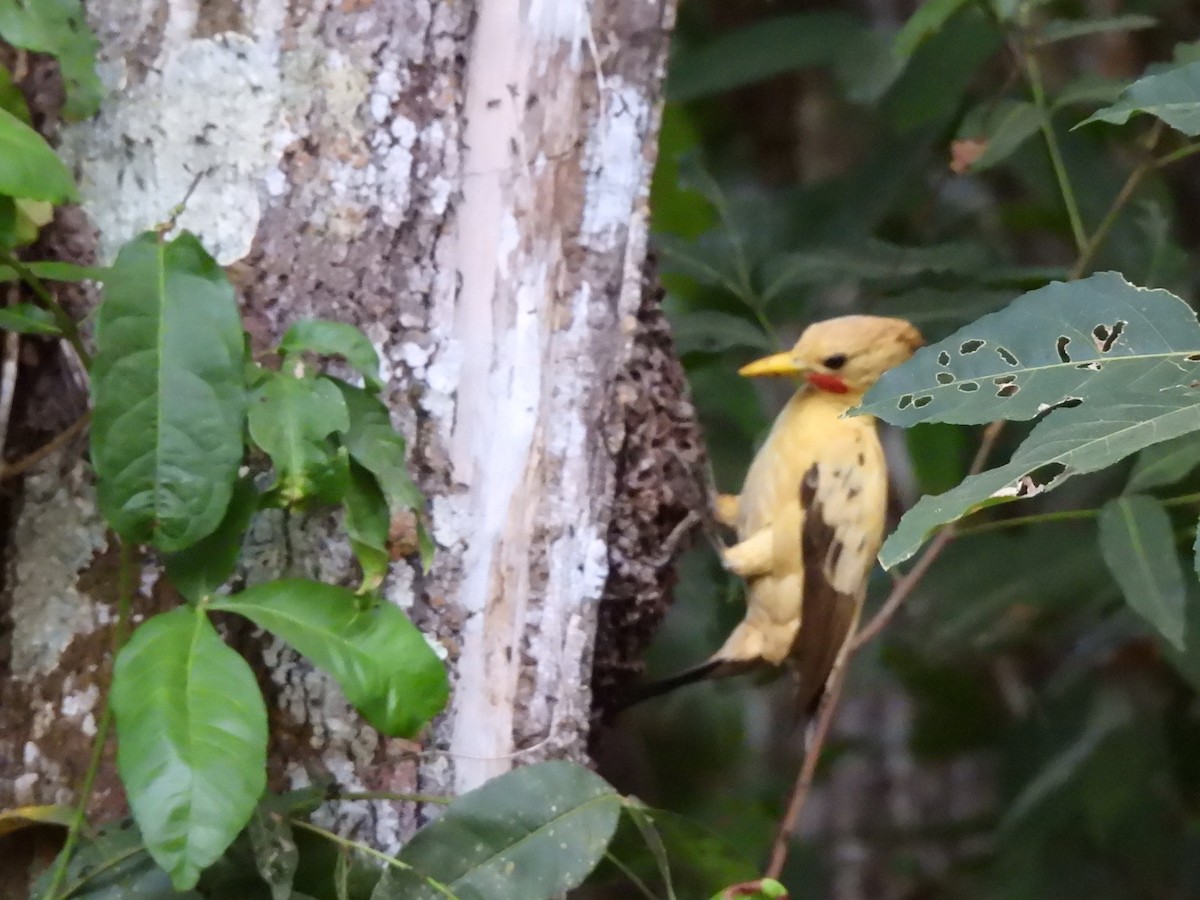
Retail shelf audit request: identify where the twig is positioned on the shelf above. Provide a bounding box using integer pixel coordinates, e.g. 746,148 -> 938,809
763,419 -> 1005,878
854,419 -> 1004,649
764,622 -> 852,879
1022,44 -> 1086,254
0,412 -> 90,480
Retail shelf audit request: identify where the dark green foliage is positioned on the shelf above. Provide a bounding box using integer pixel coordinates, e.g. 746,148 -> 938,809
623,0 -> 1200,897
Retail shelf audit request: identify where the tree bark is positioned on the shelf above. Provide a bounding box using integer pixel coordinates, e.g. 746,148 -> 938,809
0,0 -> 684,877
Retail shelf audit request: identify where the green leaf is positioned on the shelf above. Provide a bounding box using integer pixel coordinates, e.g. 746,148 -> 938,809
91,231 -> 247,552
1097,495 -> 1187,649
0,106 -> 76,202
111,607 -> 268,890
0,64 -> 29,123
861,273 -> 1200,427
210,579 -> 448,737
670,311 -> 771,356
345,461 -> 391,593
33,818 -> 202,899
385,761 -> 621,900
1001,691 -> 1132,832
1052,74 -> 1128,111
0,0 -> 103,120
0,302 -> 59,335
279,319 -> 383,392
625,803 -> 677,900
247,803 -> 299,900
667,12 -> 865,102
956,100 -> 1042,172
1077,59 -> 1200,135
249,372 -> 350,506
1126,433 -> 1200,492
763,239 -> 988,301
164,478 -> 259,603
0,260 -> 111,282
880,393 -> 1200,567
1037,14 -> 1156,46
334,380 -> 431,568
893,0 -> 973,59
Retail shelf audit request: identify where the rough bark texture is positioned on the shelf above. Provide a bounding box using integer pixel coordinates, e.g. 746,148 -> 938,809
0,0 -> 683,873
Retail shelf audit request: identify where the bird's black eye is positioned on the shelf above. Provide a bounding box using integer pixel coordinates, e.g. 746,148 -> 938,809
822,353 -> 848,370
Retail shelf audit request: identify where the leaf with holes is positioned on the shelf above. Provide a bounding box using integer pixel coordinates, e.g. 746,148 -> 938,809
880,393 -> 1200,568
861,273 -> 1200,426
91,231 -> 247,552
1098,495 -> 1187,649
380,761 -> 621,900
1127,433 -> 1200,492
1077,59 -> 1200,135
111,607 -> 267,890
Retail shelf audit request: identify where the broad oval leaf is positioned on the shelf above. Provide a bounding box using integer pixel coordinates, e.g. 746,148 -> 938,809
164,477 -> 260,603
344,461 -> 391,593
248,372 -> 350,506
383,761 -> 621,900
210,579 -> 447,737
1098,495 -> 1187,649
1126,433 -> 1200,492
91,231 -> 247,552
861,272 -> 1200,426
1078,59 -> 1200,135
955,100 -> 1042,172
0,106 -> 75,202
279,319 -> 383,392
111,607 -> 267,890
880,393 -> 1200,567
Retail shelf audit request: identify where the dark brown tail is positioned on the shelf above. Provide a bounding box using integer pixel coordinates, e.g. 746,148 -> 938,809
611,657 -> 762,716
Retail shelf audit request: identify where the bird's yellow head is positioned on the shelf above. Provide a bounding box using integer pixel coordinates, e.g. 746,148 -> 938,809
739,315 -> 924,395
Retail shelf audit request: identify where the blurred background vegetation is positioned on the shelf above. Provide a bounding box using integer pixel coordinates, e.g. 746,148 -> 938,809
590,0 -> 1200,897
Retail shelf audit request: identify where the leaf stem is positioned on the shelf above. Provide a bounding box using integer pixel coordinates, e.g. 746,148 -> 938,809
603,850 -> 661,900
334,790 -> 452,805
0,247 -> 91,368
43,538 -> 137,900
1022,47 -> 1087,253
956,490 -> 1200,536
290,818 -> 460,900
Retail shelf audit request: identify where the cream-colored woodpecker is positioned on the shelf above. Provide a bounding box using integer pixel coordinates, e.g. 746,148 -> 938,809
634,315 -> 923,714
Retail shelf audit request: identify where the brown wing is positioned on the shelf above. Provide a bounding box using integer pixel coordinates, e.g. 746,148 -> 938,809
790,464 -> 862,716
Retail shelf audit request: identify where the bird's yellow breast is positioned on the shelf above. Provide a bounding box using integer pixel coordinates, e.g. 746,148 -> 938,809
728,387 -> 888,662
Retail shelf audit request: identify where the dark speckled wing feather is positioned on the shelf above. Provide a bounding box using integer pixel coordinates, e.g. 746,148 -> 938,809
791,465 -> 861,716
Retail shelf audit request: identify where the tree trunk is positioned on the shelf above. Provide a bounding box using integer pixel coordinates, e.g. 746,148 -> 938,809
0,0 -> 687,881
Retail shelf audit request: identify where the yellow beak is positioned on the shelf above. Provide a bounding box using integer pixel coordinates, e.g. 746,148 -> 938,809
738,351 -> 806,378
